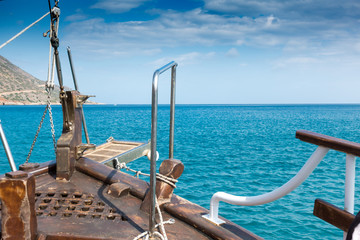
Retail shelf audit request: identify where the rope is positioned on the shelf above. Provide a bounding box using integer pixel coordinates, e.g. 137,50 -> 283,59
46,10 -> 60,90
116,161 -> 178,188
24,5 -> 59,164
132,218 -> 175,240
115,160 -> 177,240
0,12 -> 50,50
155,198 -> 168,240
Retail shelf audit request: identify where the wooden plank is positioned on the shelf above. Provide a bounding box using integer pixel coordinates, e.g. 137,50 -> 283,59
83,141 -> 148,164
296,130 -> 360,157
313,198 -> 354,232
164,195 -> 263,240
76,157 -> 149,200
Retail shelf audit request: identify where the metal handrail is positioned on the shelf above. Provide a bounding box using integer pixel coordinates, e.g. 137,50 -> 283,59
203,131 -> 357,239
149,61 -> 178,236
0,121 -> 17,171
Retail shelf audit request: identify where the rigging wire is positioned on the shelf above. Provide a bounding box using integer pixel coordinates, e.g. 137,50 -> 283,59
0,12 -> 50,50
25,3 -> 60,163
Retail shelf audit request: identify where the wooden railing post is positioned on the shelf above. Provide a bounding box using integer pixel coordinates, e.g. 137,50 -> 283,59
0,171 -> 37,240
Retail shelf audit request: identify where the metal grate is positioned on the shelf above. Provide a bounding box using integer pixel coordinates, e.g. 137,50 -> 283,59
35,190 -> 127,221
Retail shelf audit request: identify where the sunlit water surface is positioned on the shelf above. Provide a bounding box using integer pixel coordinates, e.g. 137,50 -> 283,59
1,104 -> 360,239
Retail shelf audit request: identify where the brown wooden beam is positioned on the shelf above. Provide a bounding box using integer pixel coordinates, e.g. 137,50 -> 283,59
313,198 -> 354,232
296,130 -> 360,157
0,171 -> 37,240
164,195 -> 263,240
76,157 -> 149,200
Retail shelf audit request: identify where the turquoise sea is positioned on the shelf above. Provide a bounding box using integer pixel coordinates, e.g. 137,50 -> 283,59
1,104 -> 360,239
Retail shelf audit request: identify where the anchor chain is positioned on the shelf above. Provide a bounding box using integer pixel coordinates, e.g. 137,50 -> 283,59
25,90 -> 56,163
47,90 -> 56,151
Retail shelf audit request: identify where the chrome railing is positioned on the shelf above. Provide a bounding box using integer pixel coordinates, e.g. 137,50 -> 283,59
149,61 -> 178,236
0,121 -> 17,171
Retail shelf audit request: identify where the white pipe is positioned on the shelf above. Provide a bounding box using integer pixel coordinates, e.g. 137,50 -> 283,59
344,154 -> 356,213
204,146 -> 329,224
0,121 -> 17,171
344,154 -> 356,240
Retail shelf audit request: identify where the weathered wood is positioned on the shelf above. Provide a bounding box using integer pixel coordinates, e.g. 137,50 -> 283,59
107,182 -> 130,198
141,159 -> 184,212
75,158 -> 261,239
22,160 -> 56,177
164,195 -> 263,240
83,140 -> 150,166
0,171 -> 37,240
296,130 -> 360,157
313,198 -> 354,232
76,157 -> 149,200
56,91 -> 82,180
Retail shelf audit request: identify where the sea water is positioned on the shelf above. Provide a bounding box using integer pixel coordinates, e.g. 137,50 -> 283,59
1,104 -> 360,239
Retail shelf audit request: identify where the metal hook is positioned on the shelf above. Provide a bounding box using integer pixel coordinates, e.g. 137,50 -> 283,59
43,30 -> 50,37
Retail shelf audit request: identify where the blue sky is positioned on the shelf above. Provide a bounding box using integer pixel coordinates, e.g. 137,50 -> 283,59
1,0 -> 360,104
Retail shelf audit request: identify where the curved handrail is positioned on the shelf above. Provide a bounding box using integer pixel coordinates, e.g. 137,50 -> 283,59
296,130 -> 360,157
204,130 -> 360,226
149,61 -> 178,235
203,146 -> 330,225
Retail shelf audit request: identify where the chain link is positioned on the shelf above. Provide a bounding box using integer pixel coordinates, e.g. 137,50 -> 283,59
47,91 -> 56,152
25,90 -> 56,163
25,105 -> 48,163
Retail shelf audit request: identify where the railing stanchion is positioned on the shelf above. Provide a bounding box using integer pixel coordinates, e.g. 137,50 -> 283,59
0,121 -> 17,172
344,153 -> 356,213
344,153 -> 356,239
169,65 -> 176,159
149,61 -> 178,237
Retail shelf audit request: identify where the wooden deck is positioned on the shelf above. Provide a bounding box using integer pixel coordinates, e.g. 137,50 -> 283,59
83,140 -> 151,165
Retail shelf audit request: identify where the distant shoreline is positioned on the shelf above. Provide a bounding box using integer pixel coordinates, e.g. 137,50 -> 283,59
0,102 -> 103,106
1,103 -> 359,107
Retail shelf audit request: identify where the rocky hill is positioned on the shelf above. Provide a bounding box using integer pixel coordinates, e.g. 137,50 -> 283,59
0,55 -> 65,105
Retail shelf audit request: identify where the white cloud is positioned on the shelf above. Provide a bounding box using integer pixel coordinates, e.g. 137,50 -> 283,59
226,48 -> 239,57
151,52 -> 216,67
204,0 -> 360,20
273,57 -> 320,68
265,15 -> 278,28
65,9 -> 88,22
64,9 -> 282,54
63,3 -> 360,61
91,0 -> 149,13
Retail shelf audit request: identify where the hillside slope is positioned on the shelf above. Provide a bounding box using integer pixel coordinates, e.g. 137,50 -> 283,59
0,55 -> 63,105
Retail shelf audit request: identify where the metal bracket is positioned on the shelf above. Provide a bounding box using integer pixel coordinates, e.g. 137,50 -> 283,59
202,214 -> 225,226
76,144 -> 96,159
76,95 -> 95,108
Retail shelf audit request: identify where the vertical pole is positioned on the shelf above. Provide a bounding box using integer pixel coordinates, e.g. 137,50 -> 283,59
344,154 -> 356,239
67,47 -> 90,144
0,121 -> 17,172
169,66 -> 176,159
149,72 -> 159,237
